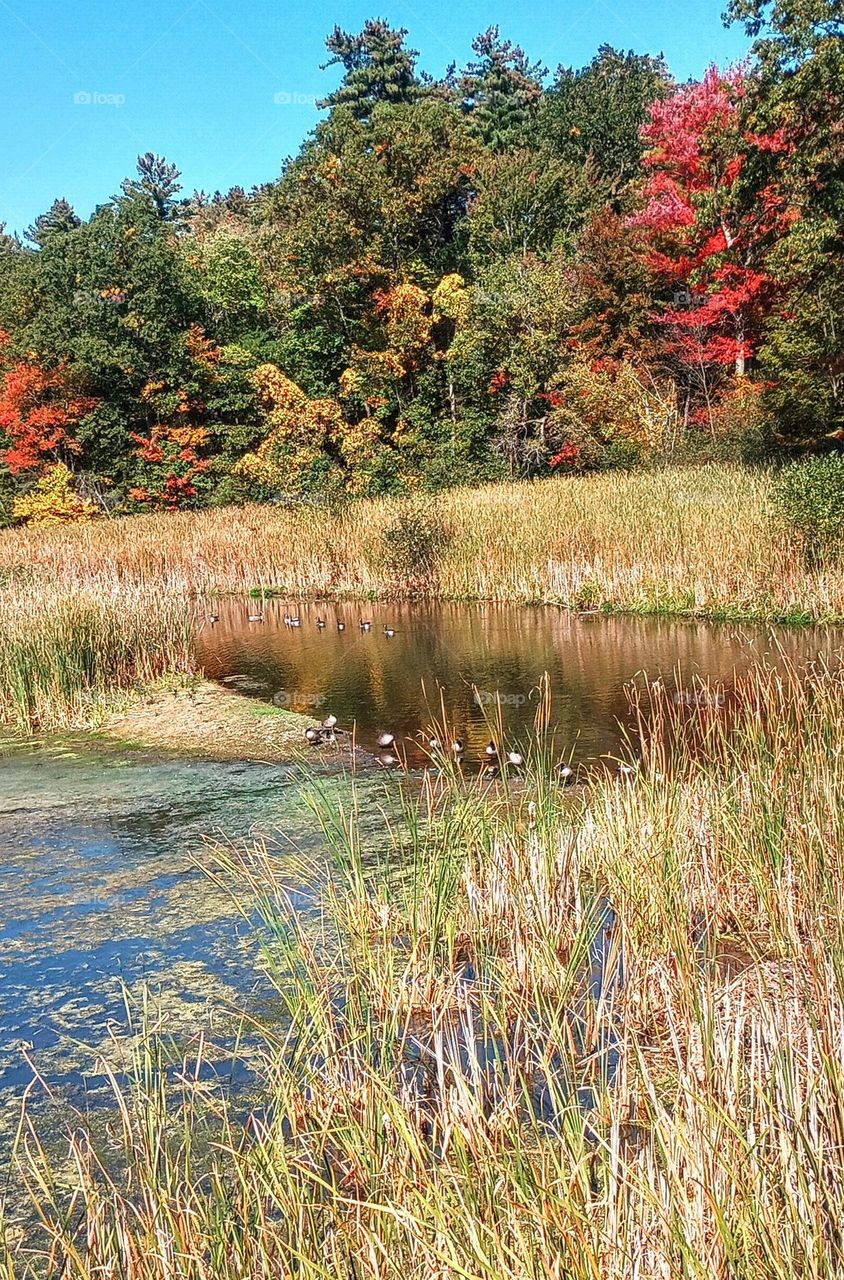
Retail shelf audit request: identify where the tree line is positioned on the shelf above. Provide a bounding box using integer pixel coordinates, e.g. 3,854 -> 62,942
0,0 -> 841,523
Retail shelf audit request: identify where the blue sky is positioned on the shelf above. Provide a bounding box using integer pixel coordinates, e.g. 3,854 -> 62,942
1,0 -> 750,237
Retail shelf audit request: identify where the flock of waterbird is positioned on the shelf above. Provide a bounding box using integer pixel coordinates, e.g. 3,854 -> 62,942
301,710 -> 568,775
208,605 -> 587,781
209,609 -> 396,635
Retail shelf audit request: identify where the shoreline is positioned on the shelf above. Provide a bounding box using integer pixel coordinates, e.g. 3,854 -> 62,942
102,678 -> 356,765
235,587 -> 840,628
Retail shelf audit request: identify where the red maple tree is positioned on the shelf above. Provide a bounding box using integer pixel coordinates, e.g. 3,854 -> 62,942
630,66 -> 786,413
0,351 -> 97,474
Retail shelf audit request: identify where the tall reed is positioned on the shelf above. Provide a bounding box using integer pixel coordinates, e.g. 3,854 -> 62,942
0,582 -> 195,731
6,659 -> 844,1276
1,464 -> 839,731
0,465 -> 836,618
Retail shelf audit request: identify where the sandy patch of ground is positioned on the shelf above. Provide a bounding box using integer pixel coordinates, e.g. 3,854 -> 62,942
105,679 -> 357,764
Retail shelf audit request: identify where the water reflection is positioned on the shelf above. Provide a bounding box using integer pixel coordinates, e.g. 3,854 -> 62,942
196,600 -> 844,764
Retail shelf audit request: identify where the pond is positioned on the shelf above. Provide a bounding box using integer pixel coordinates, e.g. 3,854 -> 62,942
195,599 -> 844,764
2,603 -> 842,1172
0,742 -> 374,1159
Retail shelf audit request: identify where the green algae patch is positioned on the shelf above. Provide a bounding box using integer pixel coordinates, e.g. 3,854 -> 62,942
102,678 -> 325,763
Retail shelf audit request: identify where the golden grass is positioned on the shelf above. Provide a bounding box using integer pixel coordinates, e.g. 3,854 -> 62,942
0,464 -> 832,615
0,582 -> 195,731
5,660 -> 844,1277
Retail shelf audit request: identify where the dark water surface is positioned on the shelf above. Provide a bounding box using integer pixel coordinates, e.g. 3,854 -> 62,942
196,599 -> 844,764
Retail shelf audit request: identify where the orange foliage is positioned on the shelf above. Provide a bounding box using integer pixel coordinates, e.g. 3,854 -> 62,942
0,360 -> 97,474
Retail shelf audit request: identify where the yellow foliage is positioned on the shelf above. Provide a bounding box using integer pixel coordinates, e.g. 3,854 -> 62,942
552,360 -> 678,454
334,415 -> 382,465
432,273 -> 469,324
374,282 -> 432,368
236,364 -> 345,486
253,364 -> 310,440
340,348 -> 405,408
185,324 -> 222,369
168,425 -> 211,449
13,463 -> 99,527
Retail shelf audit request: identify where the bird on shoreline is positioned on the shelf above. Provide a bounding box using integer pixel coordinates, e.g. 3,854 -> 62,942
378,752 -> 399,768
248,611 -> 264,622
451,738 -> 464,756
360,620 -> 372,632
384,626 -> 396,637
337,621 -> 346,631
377,731 -> 395,749
322,714 -> 338,730
316,618 -> 326,629
304,726 -> 321,744
485,740 -> 498,760
208,613 -> 219,624
557,764 -> 575,786
507,749 -> 524,767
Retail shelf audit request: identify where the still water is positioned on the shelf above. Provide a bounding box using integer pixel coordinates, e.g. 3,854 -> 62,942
0,742 -> 365,1149
2,603 -> 842,1156
196,599 -> 844,764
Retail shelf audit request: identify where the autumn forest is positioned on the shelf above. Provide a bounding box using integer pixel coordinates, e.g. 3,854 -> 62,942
0,0 -> 841,525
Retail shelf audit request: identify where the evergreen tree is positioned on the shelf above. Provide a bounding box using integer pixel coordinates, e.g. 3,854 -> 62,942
458,27 -> 545,149
541,46 -> 670,202
120,153 -> 183,221
319,20 -> 421,118
26,198 -> 81,247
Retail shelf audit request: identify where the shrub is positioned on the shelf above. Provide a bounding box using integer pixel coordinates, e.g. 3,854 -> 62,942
771,454 -> 844,563
378,495 -> 452,596
12,462 -> 100,526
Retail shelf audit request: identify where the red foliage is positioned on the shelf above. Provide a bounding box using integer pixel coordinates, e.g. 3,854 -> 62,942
0,359 -> 97,474
631,67 -> 782,380
129,424 -> 210,510
550,442 -> 581,469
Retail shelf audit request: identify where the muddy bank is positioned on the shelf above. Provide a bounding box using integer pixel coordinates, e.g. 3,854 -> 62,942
104,679 -> 358,764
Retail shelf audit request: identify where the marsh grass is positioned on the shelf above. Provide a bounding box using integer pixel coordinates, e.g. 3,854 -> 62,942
1,463 -> 834,731
0,464 -> 838,617
6,658 -> 844,1276
0,583 -> 195,731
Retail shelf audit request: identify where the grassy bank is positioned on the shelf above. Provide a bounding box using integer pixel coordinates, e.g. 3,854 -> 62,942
0,464 -> 838,731
0,464 -> 824,611
5,659 -> 844,1276
0,582 -> 196,731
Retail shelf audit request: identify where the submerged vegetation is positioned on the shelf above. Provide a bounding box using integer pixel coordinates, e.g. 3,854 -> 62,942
5,659 -> 844,1275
